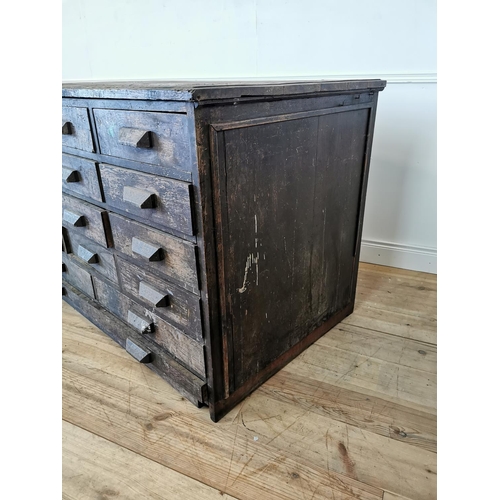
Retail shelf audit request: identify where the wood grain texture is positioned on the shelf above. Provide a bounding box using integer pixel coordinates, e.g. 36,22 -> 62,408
62,194 -> 111,248
64,228 -> 118,283
62,365 -> 383,500
62,105 -> 94,152
108,212 -> 199,294
383,493 -> 413,500
63,282 -> 206,406
93,108 -> 191,172
286,336 -> 436,415
344,263 -> 437,345
211,106 -> 371,391
62,154 -> 103,202
262,370 -> 436,453
99,163 -> 193,235
63,422 -> 237,500
62,83 -> 386,422
62,264 -> 436,500
116,256 -> 203,340
93,277 -> 205,377
193,91 -> 377,420
62,79 -> 387,102
62,253 -> 94,299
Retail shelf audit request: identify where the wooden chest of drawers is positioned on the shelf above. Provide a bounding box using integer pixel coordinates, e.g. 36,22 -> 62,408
62,79 -> 386,422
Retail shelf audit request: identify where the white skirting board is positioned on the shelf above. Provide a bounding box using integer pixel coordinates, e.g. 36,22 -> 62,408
360,239 -> 437,274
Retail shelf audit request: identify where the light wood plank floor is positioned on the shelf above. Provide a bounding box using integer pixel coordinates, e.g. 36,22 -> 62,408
62,263 -> 437,500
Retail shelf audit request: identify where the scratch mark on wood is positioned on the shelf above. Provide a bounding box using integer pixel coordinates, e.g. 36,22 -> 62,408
255,252 -> 259,286
230,451 -> 257,487
237,252 -> 260,292
237,255 -> 252,293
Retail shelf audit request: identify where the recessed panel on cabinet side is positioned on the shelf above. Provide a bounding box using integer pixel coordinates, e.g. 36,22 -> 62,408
211,107 -> 371,391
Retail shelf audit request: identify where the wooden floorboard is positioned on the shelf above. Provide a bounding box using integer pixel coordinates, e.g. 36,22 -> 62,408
62,421 -> 237,500
62,263 -> 437,500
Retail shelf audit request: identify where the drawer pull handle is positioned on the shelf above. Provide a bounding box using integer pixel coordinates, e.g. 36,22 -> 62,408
62,167 -> 80,183
125,338 -> 152,363
127,310 -> 154,334
62,121 -> 73,135
139,281 -> 169,308
131,237 -> 164,262
123,186 -> 157,209
63,209 -> 86,227
118,127 -> 152,148
77,245 -> 99,264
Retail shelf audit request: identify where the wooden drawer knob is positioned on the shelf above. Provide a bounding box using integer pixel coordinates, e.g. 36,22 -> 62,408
77,245 -> 99,264
62,167 -> 80,183
62,121 -> 73,135
127,310 -> 154,334
138,281 -> 169,308
63,209 -> 86,227
118,127 -> 152,148
125,338 -> 152,363
123,186 -> 157,209
131,237 -> 164,262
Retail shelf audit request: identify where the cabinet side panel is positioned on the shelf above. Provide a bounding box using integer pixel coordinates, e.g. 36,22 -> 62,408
215,108 -> 371,390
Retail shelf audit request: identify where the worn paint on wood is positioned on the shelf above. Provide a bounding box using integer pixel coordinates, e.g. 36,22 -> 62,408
62,79 -> 386,101
211,108 -> 370,390
65,228 -> 118,284
62,194 -> 111,248
108,213 -> 199,293
99,163 -> 194,235
62,154 -> 103,202
116,256 -> 203,341
93,108 -> 191,172
62,254 -> 95,299
62,80 -> 386,421
63,283 -> 206,405
93,277 -> 205,378
62,105 -> 94,152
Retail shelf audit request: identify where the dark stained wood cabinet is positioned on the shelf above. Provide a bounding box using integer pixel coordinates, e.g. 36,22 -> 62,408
62,79 -> 386,421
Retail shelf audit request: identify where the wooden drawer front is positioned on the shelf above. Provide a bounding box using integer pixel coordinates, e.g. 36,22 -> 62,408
62,154 -> 103,202
116,256 -> 202,341
99,164 -> 193,235
108,213 -> 198,293
93,277 -> 205,378
62,282 -> 207,406
62,253 -> 94,299
93,109 -> 191,172
65,229 -> 118,284
62,194 -> 111,248
62,106 -> 94,152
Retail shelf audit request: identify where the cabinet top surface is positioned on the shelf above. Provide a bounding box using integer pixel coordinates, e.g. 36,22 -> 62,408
62,79 -> 386,102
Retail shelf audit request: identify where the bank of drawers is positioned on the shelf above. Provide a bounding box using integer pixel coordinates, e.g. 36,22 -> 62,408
62,102 -> 205,400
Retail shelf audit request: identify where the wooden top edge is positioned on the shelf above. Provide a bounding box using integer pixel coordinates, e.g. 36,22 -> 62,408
62,79 -> 387,101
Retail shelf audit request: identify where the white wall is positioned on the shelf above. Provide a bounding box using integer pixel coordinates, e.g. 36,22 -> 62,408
362,81 -> 437,273
62,0 -> 437,273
